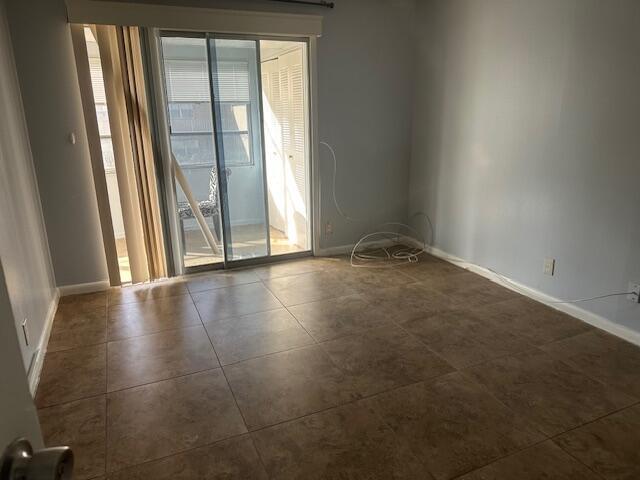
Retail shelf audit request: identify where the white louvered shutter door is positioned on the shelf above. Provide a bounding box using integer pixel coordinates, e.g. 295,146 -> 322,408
279,48 -> 307,248
261,59 -> 286,232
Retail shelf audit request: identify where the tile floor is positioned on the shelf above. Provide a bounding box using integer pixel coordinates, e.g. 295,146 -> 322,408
37,253 -> 640,479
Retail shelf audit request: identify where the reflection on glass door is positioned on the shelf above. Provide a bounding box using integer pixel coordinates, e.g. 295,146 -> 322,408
158,33 -> 311,271
209,38 -> 269,261
161,36 -> 224,268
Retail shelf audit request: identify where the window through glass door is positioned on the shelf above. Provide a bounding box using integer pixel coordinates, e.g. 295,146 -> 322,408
158,33 -> 311,271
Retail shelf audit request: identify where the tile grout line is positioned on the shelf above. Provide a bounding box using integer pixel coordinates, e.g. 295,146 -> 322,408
258,276 -> 321,345
187,286 -> 254,441
447,396 -> 638,480
445,435 -> 583,480
548,397 -> 640,439
189,280 -> 274,478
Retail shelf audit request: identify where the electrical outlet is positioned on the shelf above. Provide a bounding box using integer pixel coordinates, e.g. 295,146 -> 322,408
325,222 -> 333,235
543,258 -> 555,276
629,283 -> 640,303
21,318 -> 30,346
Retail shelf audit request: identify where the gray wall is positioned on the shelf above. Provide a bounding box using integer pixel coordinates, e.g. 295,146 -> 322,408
314,0 -> 416,247
0,0 -> 57,372
7,0 -> 108,287
409,0 -> 640,331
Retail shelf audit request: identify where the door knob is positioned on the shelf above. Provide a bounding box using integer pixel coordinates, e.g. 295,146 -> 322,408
1,438 -> 73,480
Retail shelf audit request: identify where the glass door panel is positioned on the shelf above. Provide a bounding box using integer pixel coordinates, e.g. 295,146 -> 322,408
160,36 -> 224,268
208,38 -> 269,261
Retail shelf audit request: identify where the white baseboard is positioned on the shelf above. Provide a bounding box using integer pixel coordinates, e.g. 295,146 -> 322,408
58,280 -> 110,297
28,288 -> 60,396
402,237 -> 640,347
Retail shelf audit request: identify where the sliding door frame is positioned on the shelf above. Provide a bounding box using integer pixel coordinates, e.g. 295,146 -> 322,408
206,33 -> 273,264
150,28 -> 317,275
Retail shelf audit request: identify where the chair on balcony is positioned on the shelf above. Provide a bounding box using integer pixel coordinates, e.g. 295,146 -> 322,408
177,168 -> 220,250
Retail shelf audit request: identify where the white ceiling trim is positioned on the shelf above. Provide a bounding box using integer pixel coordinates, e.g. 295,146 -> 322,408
66,0 -> 323,37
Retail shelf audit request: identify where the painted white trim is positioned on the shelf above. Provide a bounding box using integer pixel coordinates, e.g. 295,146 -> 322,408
402,237 -> 640,347
58,280 -> 110,297
27,289 -> 59,396
66,0 -> 323,37
309,36 -> 321,257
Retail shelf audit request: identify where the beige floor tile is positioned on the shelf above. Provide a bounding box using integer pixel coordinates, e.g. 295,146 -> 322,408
466,350 -> 636,436
109,280 -> 188,306
422,271 -> 520,307
106,370 -> 246,471
473,296 -> 591,345
106,436 -> 267,480
252,402 -> 430,479
192,283 -> 282,323
36,344 -> 106,408
107,295 -> 200,341
48,308 -> 106,352
362,283 -> 461,324
58,291 -> 108,315
185,268 -> 260,293
365,372 -> 544,480
262,270 -> 358,306
415,270 -> 487,292
403,258 -> 468,282
403,309 -> 535,369
204,308 -> 313,365
555,403 -> 640,480
224,345 -> 358,430
107,326 -> 219,391
333,265 -> 417,293
288,293 -> 393,341
38,396 -> 106,480
457,441 -> 601,480
251,257 -> 333,280
321,325 -> 454,396
541,329 -> 640,398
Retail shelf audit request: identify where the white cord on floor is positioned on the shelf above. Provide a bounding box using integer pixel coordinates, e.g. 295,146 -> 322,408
320,141 -> 431,268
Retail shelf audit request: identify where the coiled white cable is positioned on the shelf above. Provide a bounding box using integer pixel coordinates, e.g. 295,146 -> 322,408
320,141 -> 431,268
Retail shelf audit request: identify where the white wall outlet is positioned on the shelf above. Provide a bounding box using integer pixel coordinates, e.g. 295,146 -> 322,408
629,283 -> 640,303
325,221 -> 333,235
543,257 -> 555,276
21,318 -> 30,346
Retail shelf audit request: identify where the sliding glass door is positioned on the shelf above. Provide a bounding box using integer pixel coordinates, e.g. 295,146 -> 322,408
209,38 -> 269,261
161,36 -> 224,268
158,32 -> 311,272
